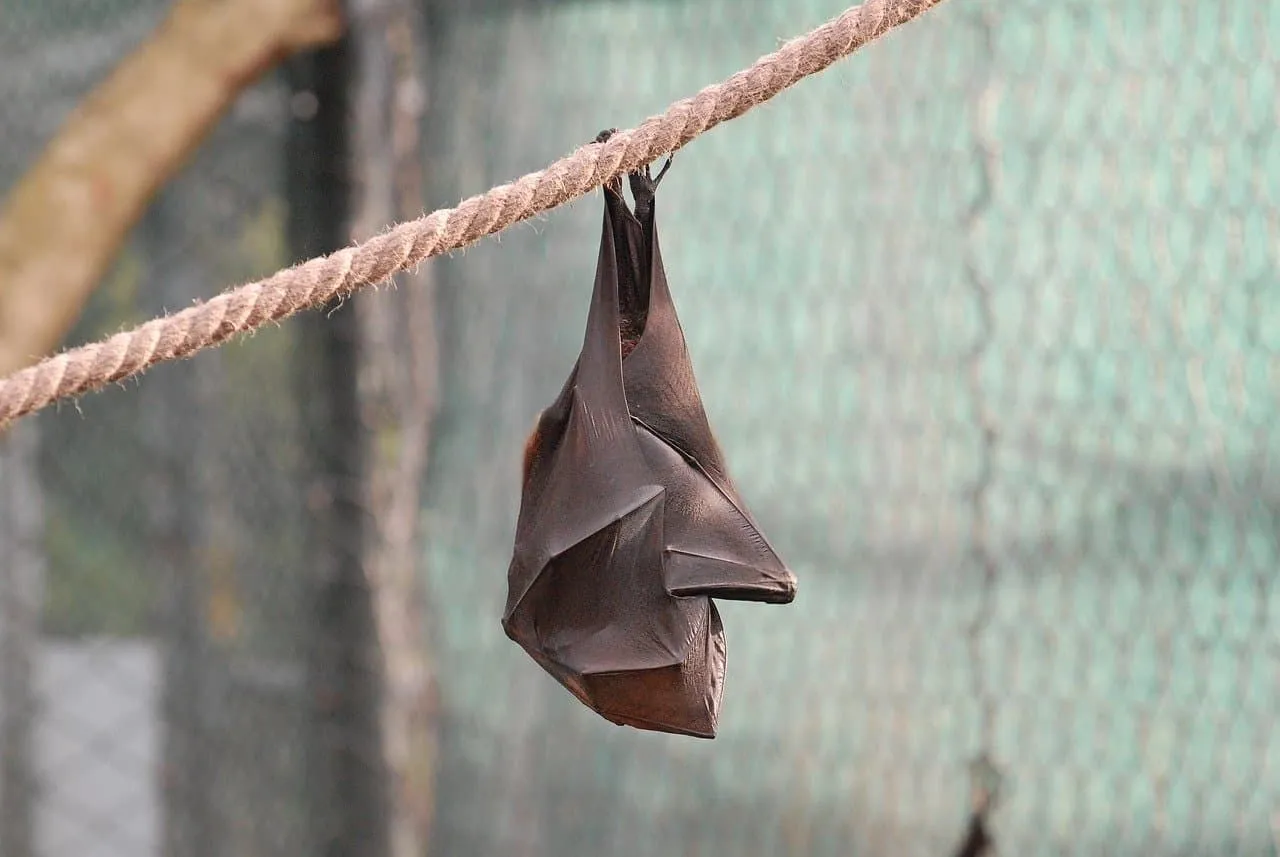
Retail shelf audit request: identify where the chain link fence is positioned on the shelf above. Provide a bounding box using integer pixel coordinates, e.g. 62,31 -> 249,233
2,1 -> 1279,856
1,2 -> 320,856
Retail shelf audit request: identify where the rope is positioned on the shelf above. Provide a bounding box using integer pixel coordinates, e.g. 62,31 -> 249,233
0,0 -> 950,429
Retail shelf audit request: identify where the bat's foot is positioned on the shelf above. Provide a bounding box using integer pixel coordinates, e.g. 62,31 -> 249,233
593,128 -> 673,219
628,155 -> 673,223
628,156 -> 673,197
650,155 -> 674,187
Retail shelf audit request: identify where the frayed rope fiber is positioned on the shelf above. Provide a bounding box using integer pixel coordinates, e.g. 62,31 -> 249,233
0,0 -> 949,428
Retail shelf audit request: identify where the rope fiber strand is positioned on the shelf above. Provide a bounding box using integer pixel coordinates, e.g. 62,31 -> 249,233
0,0 -> 948,429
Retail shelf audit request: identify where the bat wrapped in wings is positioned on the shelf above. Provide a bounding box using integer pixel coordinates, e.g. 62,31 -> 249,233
503,134 -> 796,738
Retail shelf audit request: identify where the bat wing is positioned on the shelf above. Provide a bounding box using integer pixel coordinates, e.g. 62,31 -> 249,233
635,422 -> 796,604
503,191 -> 727,737
578,599 -> 725,739
617,198 -> 797,605
518,502 -> 726,739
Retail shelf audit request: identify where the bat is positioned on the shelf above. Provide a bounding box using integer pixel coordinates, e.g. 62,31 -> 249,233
502,131 -> 796,738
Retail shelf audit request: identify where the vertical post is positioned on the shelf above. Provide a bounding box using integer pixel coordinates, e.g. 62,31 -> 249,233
286,24 -> 390,857
143,192 -> 218,857
348,0 -> 441,854
0,422 -> 44,857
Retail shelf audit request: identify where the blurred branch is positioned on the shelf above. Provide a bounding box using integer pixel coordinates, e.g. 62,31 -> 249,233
0,0 -> 344,377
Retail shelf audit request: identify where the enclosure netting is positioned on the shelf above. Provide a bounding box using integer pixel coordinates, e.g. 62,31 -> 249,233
1,0 -> 1278,856
0,2 -> 313,857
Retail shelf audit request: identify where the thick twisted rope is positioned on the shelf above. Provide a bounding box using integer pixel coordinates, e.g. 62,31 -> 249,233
0,0 -> 948,428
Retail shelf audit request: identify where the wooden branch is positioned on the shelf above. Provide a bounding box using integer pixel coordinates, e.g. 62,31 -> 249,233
0,0 -> 344,377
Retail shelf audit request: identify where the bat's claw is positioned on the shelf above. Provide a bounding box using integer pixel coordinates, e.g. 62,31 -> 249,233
651,154 -> 674,187
594,129 -> 626,194
628,155 -> 673,197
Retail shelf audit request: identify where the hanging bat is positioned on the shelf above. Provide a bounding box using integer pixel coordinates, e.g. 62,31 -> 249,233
502,132 -> 796,738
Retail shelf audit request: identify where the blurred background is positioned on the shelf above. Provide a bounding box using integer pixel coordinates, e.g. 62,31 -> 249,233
0,1 -> 1278,856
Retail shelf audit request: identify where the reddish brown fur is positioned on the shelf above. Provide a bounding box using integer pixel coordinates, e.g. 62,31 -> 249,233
522,421 -> 542,483
619,327 -> 641,360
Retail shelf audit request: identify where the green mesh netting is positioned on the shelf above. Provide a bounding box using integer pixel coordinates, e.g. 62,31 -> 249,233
2,1 -> 1278,856
421,2 -> 1280,856
1,2 -> 313,856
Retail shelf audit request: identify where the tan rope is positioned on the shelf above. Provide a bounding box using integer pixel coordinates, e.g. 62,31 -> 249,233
0,0 -> 949,428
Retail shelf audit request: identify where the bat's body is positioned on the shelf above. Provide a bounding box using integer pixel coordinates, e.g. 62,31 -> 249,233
503,144 -> 796,738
